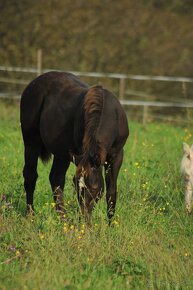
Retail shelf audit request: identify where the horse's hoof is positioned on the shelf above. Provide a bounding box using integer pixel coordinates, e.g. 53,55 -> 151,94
186,209 -> 192,215
26,205 -> 35,216
56,210 -> 68,222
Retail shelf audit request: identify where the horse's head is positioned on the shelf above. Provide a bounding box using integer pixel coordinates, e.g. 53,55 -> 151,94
73,156 -> 104,203
181,143 -> 193,177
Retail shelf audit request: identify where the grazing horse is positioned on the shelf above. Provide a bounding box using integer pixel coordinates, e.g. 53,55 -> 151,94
20,71 -> 129,223
181,143 -> 193,214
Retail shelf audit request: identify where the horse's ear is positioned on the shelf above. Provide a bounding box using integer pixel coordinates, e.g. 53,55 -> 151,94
183,142 -> 190,154
90,153 -> 101,168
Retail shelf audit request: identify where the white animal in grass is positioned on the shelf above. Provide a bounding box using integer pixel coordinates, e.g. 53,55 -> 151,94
181,142 -> 193,214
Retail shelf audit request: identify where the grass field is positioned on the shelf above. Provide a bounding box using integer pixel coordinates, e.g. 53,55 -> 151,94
0,100 -> 193,290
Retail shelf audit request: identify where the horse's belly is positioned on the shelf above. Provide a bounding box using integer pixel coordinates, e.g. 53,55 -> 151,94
40,116 -> 74,156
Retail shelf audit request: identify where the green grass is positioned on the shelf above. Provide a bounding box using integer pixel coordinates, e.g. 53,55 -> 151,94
0,100 -> 193,290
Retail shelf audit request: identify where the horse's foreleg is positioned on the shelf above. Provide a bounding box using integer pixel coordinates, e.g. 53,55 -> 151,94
49,156 -> 70,216
185,177 -> 192,214
105,150 -> 123,224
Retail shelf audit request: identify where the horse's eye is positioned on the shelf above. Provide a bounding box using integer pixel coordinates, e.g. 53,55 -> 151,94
90,153 -> 101,168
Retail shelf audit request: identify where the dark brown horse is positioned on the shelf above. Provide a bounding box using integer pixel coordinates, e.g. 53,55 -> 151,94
20,71 -> 129,224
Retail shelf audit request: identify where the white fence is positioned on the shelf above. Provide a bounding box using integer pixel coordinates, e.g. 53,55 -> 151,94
1,63 -> 193,124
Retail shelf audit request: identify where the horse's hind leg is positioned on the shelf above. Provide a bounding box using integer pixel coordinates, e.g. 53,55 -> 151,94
23,143 -> 39,214
49,155 -> 70,215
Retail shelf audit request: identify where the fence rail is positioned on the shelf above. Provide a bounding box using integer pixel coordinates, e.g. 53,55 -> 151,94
121,100 -> 193,108
1,65 -> 193,83
1,63 -> 193,124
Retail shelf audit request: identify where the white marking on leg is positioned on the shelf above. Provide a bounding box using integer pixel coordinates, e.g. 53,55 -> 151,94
79,176 -> 86,190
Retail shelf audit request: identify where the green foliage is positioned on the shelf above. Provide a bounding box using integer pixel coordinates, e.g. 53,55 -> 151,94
1,1 -> 193,76
0,101 -> 193,289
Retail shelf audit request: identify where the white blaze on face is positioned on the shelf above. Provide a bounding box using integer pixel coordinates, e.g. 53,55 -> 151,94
79,176 -> 86,190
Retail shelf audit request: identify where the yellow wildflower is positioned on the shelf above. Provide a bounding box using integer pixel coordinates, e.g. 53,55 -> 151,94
112,220 -> 119,226
40,234 -> 45,240
80,229 -> 85,235
64,223 -> 68,233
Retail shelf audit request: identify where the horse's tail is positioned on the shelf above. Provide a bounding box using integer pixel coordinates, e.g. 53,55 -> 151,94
39,144 -> 52,164
20,74 -> 52,164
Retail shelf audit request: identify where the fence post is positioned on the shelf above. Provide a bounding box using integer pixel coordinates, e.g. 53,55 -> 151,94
119,77 -> 126,99
37,49 -> 42,76
182,81 -> 187,97
182,81 -> 191,124
143,105 -> 148,127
